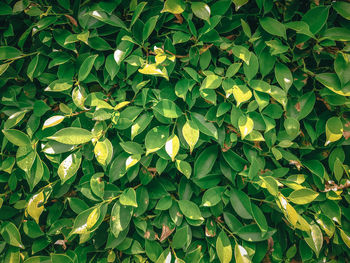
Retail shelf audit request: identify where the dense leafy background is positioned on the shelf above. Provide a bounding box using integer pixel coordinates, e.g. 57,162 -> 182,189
1,0 -> 350,262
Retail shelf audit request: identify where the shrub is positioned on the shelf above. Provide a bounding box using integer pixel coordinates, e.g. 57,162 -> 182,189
1,0 -> 350,262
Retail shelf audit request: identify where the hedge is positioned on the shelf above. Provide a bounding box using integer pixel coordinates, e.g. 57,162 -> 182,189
1,0 -> 350,262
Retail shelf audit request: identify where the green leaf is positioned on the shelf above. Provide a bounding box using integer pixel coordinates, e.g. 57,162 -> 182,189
230,189 -> 252,219
191,112 -> 218,139
315,214 -> 335,238
27,54 -> 39,81
131,2 -> 147,27
70,205 -> 105,236
0,3 -> 12,15
178,200 -> 203,220
175,160 -> 192,179
0,46 -> 22,60
161,0 -> 186,14
57,151 -> 82,183
316,73 -> 350,96
333,1 -> 350,20
175,79 -> 196,100
143,16 -> 159,42
285,21 -> 314,38
120,188 -> 138,207
259,176 -> 279,196
145,126 -> 169,155
155,249 -> 171,263
340,230 -> 350,249
236,224 -> 276,242
275,62 -> 293,91
243,53 -> 259,81
233,0 -> 248,11
200,74 -> 222,90
322,27 -> 350,42
216,231 -> 232,263
191,2 -> 210,21
222,149 -> 247,171
145,240 -> 163,262
110,201 -> 133,238
48,127 -> 93,145
23,221 -> 44,239
105,54 -> 119,80
201,186 -> 223,207
251,204 -> 268,233
24,256 -> 51,263
131,112 -> 153,140
226,63 -> 242,78
153,99 -> 182,118
45,79 -> 74,92
296,91 -> 316,120
0,222 -> 24,248
172,225 -> 191,249
288,189 -> 319,205
231,46 -> 251,65
302,6 -> 329,35
194,145 -> 218,178
284,118 -> 300,138
51,254 -> 73,263
78,54 -> 98,82
2,129 -> 31,146
260,17 -> 287,40
89,10 -> 127,30
304,222 -> 323,257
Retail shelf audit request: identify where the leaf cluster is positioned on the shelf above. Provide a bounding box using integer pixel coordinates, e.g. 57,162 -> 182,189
0,0 -> 350,262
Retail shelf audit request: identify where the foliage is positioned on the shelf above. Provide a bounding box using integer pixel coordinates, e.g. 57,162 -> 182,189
1,0 -> 350,262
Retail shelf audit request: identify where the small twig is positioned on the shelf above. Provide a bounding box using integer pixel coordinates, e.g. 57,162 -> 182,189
70,109 -> 89,116
174,14 -> 183,24
323,180 -> 350,192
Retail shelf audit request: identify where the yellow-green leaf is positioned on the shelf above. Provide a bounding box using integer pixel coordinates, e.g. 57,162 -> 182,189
304,221 -> 323,257
325,117 -> 343,146
27,191 -> 45,224
340,229 -> 350,249
119,188 -> 138,207
94,139 -> 113,166
0,222 -> 24,249
42,115 -> 65,130
232,85 -> 252,106
86,207 -> 100,229
234,243 -> 251,263
288,188 -> 319,205
191,2 -> 210,21
277,194 -> 299,227
216,231 -> 232,263
238,115 -> 254,139
57,151 -> 82,183
182,120 -> 199,153
138,63 -> 169,80
2,129 -> 31,146
161,0 -> 186,14
175,160 -> 192,179
125,154 -> 141,170
165,134 -> 180,161
48,127 -> 93,145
